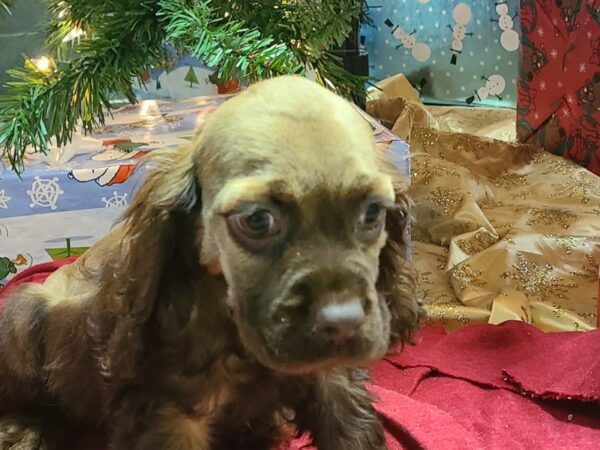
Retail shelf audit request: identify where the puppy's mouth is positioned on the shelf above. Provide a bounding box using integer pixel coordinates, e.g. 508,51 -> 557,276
238,320 -> 388,374
261,340 -> 386,375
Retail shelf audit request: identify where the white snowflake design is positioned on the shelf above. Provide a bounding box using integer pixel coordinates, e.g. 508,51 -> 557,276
561,107 -> 571,118
102,191 -> 129,208
579,63 -> 588,73
27,177 -> 64,210
567,95 -> 575,104
540,81 -> 547,91
0,189 -> 11,209
537,27 -> 545,37
550,48 -> 559,59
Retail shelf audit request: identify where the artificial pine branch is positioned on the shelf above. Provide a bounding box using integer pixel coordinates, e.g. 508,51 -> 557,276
0,0 -> 165,174
160,0 -> 303,82
0,0 -> 14,16
1,0 -> 369,175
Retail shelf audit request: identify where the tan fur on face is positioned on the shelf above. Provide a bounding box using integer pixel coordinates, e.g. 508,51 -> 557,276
198,76 -> 397,268
198,77 -> 389,197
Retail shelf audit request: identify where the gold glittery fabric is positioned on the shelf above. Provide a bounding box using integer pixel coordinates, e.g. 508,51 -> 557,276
368,76 -> 600,332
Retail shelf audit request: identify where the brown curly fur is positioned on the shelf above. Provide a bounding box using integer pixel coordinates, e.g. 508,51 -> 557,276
0,76 -> 421,450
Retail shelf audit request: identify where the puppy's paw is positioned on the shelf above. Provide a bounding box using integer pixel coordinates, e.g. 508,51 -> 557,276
0,417 -> 49,450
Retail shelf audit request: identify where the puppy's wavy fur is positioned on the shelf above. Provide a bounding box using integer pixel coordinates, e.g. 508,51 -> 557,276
0,76 -> 421,450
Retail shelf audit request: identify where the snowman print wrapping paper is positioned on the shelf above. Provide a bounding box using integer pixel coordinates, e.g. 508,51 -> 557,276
363,0 -> 520,107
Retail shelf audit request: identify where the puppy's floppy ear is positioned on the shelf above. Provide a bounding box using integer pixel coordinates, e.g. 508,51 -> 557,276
93,137 -> 201,381
374,148 -> 423,347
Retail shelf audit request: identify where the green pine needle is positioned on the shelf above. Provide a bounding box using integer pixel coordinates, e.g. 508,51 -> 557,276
0,0 -> 14,16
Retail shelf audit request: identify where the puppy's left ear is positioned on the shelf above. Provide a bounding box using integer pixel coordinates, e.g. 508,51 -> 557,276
92,136 -> 201,381
375,149 -> 423,347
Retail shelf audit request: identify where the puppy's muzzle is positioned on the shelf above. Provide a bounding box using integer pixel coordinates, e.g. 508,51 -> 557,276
274,264 -> 374,343
314,295 -> 366,345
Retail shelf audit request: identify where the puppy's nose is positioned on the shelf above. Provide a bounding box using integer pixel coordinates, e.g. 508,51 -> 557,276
315,299 -> 365,345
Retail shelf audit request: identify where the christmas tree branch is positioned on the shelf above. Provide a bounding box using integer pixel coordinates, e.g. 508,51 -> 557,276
313,52 -> 368,105
0,0 -> 14,16
1,0 -> 369,174
0,0 -> 164,173
160,0 -> 303,82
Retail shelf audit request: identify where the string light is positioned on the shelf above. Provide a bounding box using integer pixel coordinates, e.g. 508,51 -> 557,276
62,27 -> 84,42
56,1 -> 68,18
30,56 -> 53,74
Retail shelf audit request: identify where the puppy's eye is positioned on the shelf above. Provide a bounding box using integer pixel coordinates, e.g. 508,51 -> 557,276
239,210 -> 277,238
227,206 -> 284,250
362,203 -> 384,228
358,202 -> 386,236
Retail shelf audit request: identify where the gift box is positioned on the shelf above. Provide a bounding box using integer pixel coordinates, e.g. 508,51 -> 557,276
131,46 -> 240,101
516,0 -> 600,176
0,94 -> 410,287
0,95 -> 226,287
362,0 -> 520,107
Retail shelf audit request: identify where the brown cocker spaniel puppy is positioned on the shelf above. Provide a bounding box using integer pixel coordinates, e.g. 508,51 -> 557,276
0,76 -> 420,450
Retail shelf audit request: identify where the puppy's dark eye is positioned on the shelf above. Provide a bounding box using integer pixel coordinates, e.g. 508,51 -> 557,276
358,202 -> 386,236
239,210 -> 277,238
227,206 -> 284,250
363,203 -> 383,227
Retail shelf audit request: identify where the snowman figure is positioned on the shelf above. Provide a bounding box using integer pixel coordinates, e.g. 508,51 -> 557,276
466,74 -> 506,104
492,1 -> 520,52
449,3 -> 473,65
384,19 -> 431,62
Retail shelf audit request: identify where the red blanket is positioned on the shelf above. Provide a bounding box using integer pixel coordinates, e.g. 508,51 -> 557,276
2,259 -> 600,449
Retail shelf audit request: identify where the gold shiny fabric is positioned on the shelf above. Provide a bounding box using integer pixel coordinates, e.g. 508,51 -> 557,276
368,76 -> 600,332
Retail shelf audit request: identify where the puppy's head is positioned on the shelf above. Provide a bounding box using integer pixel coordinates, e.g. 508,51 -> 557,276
112,76 -> 419,376
196,77 -> 419,372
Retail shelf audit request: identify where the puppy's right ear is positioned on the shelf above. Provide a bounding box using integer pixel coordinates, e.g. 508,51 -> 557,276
93,134 -> 202,381
374,146 -> 423,348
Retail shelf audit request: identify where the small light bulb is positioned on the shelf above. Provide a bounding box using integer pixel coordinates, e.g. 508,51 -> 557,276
62,27 -> 84,43
32,56 -> 52,73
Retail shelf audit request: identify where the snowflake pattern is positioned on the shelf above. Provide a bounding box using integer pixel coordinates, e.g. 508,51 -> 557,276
550,48 -> 559,59
0,189 -> 11,209
578,62 -> 588,73
102,191 -> 129,208
27,177 -> 64,210
540,81 -> 547,91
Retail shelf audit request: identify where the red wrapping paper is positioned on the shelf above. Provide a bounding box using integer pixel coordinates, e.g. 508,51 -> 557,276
517,0 -> 600,176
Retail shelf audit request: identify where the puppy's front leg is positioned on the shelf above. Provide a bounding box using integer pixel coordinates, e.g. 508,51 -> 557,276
293,370 -> 386,450
110,403 -> 212,450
